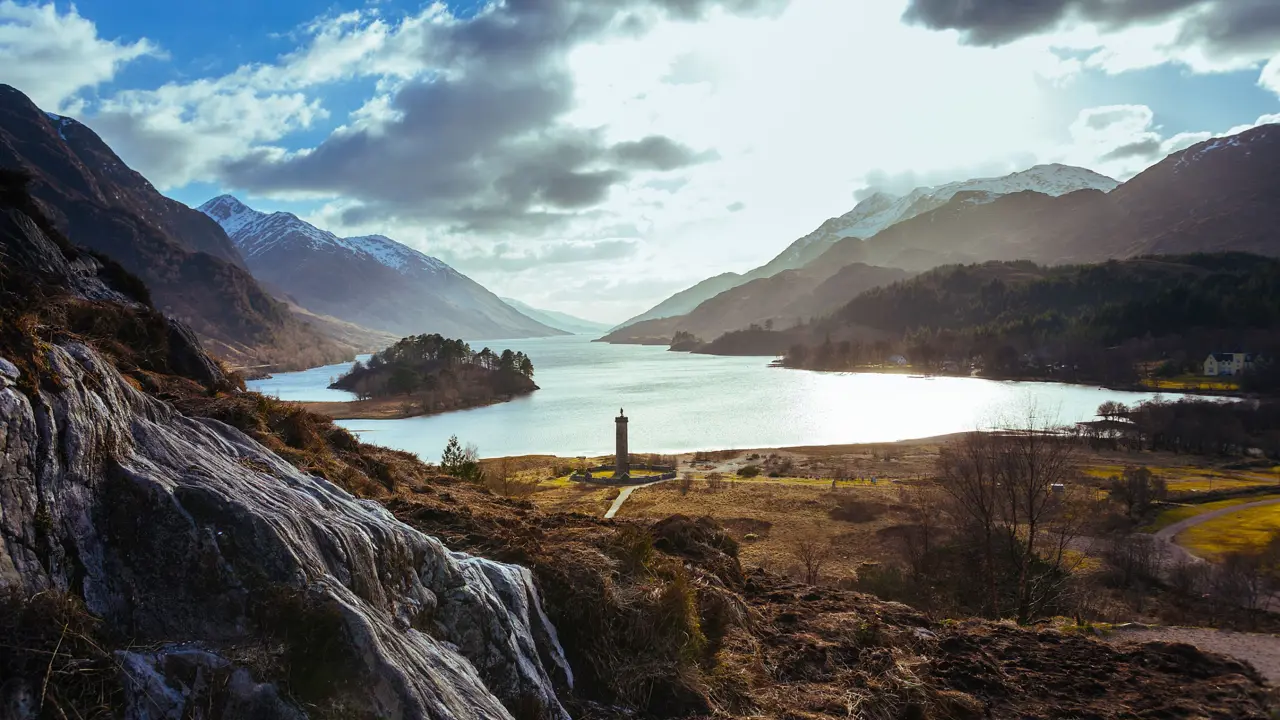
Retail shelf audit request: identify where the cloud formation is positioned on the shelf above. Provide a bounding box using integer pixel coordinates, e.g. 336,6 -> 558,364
904,0 -> 1276,48
0,1 -> 159,111
440,238 -> 641,273
220,0 -> 771,234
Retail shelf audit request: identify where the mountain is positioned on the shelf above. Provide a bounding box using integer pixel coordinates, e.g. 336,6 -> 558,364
198,195 -> 565,340
811,124 -> 1280,274
612,164 -> 1117,333
612,271 -> 743,329
757,164 -> 1119,277
0,84 -> 353,369
499,297 -> 611,334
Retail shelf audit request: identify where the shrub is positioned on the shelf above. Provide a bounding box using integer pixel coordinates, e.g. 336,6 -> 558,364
737,464 -> 761,478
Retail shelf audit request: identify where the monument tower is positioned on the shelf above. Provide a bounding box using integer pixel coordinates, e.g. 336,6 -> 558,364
615,408 -> 629,477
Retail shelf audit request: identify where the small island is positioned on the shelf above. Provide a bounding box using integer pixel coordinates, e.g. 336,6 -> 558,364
302,333 -> 538,420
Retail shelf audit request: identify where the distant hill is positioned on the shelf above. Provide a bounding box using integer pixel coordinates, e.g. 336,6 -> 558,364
0,84 -> 353,369
611,164 -> 1117,333
611,271 -> 743,329
198,195 -> 565,340
499,297 -> 611,334
600,263 -> 913,345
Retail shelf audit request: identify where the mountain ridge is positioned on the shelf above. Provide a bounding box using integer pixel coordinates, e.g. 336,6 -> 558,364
198,194 -> 567,341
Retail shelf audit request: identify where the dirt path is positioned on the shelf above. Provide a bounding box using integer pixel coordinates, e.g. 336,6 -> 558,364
1108,626 -> 1280,682
1152,496 -> 1280,563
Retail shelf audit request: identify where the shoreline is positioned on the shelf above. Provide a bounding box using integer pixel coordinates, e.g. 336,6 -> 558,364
302,392 -> 527,420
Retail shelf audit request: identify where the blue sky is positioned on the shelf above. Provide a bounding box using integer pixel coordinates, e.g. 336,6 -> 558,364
2,0 -> 1279,321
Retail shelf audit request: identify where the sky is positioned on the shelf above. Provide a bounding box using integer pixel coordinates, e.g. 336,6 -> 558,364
2,0 -> 1279,323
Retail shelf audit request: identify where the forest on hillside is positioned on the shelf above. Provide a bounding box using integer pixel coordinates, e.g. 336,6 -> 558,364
777,254 -> 1280,387
332,333 -> 536,401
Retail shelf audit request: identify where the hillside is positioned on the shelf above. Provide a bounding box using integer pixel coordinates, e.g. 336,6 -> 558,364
781,254 -> 1280,384
199,195 -> 565,340
611,271 -> 744,329
500,297 -> 610,334
0,84 -> 354,370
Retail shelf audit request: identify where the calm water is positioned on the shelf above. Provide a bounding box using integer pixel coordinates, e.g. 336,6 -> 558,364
249,334 -> 1180,460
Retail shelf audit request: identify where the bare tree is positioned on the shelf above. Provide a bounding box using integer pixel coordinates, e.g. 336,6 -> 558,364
896,484 -> 945,578
936,431 -> 1004,617
678,472 -> 695,496
935,403 -> 1088,622
705,471 -> 725,491
790,528 -> 834,585
993,405 -> 1083,624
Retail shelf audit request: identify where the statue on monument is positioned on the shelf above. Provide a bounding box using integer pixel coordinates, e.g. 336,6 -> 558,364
614,408 -> 629,478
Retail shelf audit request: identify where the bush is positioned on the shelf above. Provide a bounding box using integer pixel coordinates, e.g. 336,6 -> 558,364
738,464 -> 761,478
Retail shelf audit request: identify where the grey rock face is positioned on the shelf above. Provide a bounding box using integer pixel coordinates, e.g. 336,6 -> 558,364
0,341 -> 570,719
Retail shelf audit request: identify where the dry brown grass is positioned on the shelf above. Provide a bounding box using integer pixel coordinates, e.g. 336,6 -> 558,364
614,479 -> 904,583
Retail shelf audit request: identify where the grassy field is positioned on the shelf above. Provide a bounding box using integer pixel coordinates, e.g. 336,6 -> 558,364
1176,501 -> 1280,559
614,477 -> 907,581
1143,495 -> 1280,532
1139,374 -> 1239,392
1079,460 -> 1280,494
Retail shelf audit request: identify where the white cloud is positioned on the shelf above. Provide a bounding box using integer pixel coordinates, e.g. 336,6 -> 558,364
0,1 -> 159,111
72,7 -> 439,189
1055,104 -> 1280,180
1262,54 -> 1280,97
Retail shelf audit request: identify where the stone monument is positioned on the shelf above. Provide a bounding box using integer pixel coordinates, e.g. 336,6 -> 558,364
614,408 -> 629,478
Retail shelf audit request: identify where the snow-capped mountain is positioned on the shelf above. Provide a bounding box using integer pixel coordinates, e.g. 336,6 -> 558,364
759,164 -> 1119,276
198,195 -> 565,340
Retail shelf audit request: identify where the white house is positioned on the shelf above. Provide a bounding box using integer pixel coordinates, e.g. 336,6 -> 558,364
1203,352 -> 1255,377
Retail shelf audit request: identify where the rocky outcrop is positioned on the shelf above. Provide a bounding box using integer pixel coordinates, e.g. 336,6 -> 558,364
0,339 -> 571,719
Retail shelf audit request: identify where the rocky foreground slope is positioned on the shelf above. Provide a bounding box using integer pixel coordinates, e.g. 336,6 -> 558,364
1,173 -> 1274,718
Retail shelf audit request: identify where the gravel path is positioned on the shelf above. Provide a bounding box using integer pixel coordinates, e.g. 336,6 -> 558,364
1109,627 -> 1280,682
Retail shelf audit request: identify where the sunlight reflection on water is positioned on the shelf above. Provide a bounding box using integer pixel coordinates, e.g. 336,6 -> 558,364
249,335 -> 1192,459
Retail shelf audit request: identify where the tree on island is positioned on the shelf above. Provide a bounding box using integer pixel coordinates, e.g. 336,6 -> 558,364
331,332 -> 536,403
